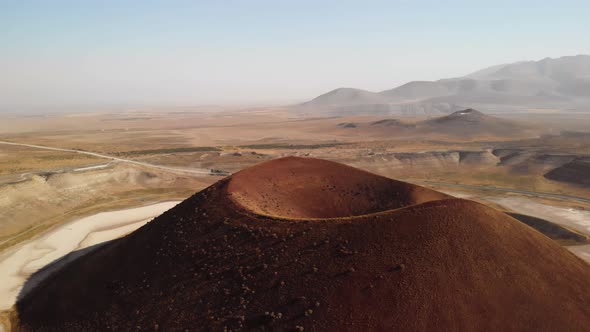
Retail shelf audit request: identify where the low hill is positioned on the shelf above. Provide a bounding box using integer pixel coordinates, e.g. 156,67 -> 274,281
301,88 -> 388,107
544,158 -> 590,186
335,109 -> 533,139
417,109 -> 530,138
337,122 -> 357,128
370,119 -> 416,128
16,157 -> 590,331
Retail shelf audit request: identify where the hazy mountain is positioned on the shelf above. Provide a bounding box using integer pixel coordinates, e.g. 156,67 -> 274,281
297,55 -> 590,116
302,87 -> 389,106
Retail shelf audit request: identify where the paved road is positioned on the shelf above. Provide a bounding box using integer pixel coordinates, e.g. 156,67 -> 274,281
0,140 -> 227,176
417,180 -> 590,204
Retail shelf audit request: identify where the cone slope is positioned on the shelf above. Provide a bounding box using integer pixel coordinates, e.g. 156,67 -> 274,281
16,157 -> 590,331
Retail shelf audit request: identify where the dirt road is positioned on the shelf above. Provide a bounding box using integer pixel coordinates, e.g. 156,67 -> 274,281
0,140 -> 225,176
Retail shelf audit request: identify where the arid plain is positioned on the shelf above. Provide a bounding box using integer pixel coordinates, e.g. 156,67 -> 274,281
1,106 -> 590,328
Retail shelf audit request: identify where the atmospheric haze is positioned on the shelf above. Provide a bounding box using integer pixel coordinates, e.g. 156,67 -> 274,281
1,1 -> 590,111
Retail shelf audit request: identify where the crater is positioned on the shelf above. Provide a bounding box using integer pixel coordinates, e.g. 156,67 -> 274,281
226,156 -> 449,219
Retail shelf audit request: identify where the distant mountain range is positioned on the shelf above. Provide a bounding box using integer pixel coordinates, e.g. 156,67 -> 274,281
296,55 -> 590,116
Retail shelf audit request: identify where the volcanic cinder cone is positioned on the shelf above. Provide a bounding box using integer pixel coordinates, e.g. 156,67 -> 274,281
16,157 -> 590,331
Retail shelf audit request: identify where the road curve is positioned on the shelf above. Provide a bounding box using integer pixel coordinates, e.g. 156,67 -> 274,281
0,140 -> 226,176
417,180 -> 590,204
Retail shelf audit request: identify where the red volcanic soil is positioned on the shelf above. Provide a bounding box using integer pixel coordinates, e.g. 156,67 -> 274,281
15,157 -> 590,331
227,157 -> 449,218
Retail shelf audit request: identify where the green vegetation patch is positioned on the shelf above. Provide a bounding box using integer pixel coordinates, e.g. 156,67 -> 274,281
114,146 -> 221,156
240,143 -> 347,150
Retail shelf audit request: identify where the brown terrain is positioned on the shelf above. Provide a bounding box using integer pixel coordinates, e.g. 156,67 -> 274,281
15,157 -> 590,331
331,109 -> 537,140
2,109 -> 590,273
418,109 -> 532,138
544,158 -> 590,186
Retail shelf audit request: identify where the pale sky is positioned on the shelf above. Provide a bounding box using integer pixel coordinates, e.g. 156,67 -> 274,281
1,0 -> 589,111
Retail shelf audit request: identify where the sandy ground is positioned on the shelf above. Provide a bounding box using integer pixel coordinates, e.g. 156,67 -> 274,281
0,159 -> 211,252
0,201 -> 180,311
569,245 -> 590,263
